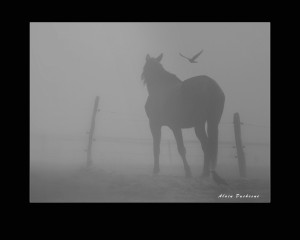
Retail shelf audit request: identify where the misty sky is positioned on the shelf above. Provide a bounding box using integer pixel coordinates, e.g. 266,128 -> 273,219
30,22 -> 270,143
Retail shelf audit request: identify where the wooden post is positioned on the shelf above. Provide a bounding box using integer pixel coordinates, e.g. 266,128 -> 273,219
86,96 -> 100,168
233,112 -> 246,178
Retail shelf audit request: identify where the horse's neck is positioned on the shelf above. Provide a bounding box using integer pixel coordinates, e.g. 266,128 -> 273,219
147,84 -> 165,98
147,80 -> 180,98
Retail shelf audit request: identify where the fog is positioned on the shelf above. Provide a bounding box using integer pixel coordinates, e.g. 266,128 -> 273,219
30,22 -> 270,202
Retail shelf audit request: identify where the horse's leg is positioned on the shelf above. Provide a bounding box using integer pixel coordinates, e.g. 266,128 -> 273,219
171,127 -> 191,178
207,121 -> 219,171
149,121 -> 161,175
207,95 -> 224,171
195,121 -> 210,178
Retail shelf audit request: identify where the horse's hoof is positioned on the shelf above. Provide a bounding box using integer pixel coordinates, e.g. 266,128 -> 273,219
185,173 -> 192,179
185,170 -> 192,178
200,173 -> 210,179
153,168 -> 160,176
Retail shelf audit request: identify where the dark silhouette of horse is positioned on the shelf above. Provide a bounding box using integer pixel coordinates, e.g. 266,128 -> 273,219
141,53 -> 225,178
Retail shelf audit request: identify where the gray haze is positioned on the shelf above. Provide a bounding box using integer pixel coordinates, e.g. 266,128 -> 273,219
30,23 -> 270,202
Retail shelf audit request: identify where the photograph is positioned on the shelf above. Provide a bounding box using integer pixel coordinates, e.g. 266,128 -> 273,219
30,22 -> 270,202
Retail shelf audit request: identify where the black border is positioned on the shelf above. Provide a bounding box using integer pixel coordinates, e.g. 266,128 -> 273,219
24,20 -> 272,214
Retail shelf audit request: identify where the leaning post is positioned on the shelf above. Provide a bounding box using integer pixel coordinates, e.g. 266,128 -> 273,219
233,112 -> 246,178
86,96 -> 100,168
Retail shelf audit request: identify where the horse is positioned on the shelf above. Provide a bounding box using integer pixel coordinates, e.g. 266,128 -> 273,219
141,53 -> 225,178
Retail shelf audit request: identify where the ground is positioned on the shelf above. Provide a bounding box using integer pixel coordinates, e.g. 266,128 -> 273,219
30,162 -> 270,202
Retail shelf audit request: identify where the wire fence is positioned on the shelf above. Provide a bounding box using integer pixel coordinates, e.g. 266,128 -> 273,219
30,107 -> 270,168
99,109 -> 269,128
30,106 -> 270,146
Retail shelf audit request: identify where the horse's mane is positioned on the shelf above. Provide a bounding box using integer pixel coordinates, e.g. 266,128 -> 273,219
141,60 -> 181,88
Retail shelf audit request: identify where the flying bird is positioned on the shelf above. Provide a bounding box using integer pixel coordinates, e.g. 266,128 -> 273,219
179,50 -> 203,63
211,170 -> 228,186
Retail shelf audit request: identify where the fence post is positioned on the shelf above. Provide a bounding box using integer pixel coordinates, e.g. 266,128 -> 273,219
86,96 -> 100,168
233,112 -> 246,178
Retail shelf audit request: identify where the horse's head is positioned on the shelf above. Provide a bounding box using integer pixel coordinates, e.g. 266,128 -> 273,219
141,53 -> 164,86
146,53 -> 163,63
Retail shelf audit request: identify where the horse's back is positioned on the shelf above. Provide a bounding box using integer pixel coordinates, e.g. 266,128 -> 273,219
181,75 -> 225,121
183,75 -> 224,98
145,75 -> 225,127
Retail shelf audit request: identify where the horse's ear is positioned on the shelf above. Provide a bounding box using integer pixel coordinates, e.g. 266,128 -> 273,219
146,54 -> 150,60
156,53 -> 163,62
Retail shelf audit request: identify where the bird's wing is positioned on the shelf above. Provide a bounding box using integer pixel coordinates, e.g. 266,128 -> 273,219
179,53 -> 190,60
191,50 -> 203,60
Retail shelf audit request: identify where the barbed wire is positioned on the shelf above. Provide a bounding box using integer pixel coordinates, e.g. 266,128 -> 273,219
100,110 -> 148,122
100,109 -> 269,128
30,133 -> 270,147
243,123 -> 269,128
30,109 -> 270,149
